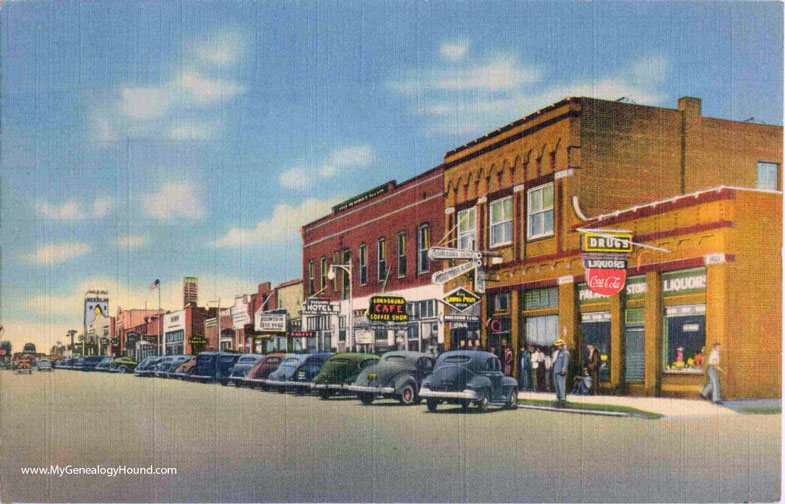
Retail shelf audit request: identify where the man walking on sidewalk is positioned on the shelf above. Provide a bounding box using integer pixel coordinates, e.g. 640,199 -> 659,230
701,342 -> 723,404
552,339 -> 570,404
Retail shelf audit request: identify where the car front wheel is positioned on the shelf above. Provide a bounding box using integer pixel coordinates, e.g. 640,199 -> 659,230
359,393 -> 374,405
504,387 -> 518,409
426,398 -> 439,412
319,389 -> 333,400
476,391 -> 489,412
399,383 -> 417,406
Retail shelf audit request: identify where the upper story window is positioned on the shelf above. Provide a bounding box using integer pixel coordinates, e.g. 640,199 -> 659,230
757,161 -> 779,191
417,224 -> 430,274
523,287 -> 559,310
492,292 -> 510,312
397,232 -> 407,278
358,244 -> 368,285
307,260 -> 315,296
457,207 -> 477,250
377,238 -> 387,282
527,183 -> 554,240
319,257 -> 327,291
489,196 -> 513,247
332,251 -> 340,291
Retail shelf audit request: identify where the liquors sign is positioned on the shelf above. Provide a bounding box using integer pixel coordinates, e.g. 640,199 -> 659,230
580,230 -> 633,296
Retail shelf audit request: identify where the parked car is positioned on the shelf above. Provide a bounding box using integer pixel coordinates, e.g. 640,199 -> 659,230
160,355 -> 193,378
419,350 -> 518,412
347,351 -> 435,405
171,357 -> 196,380
312,352 -> 379,399
71,358 -> 85,370
94,357 -> 115,372
109,356 -> 138,374
264,353 -> 330,394
227,354 -> 264,387
153,356 -> 176,377
246,353 -> 285,390
81,356 -> 106,372
134,356 -> 163,377
189,352 -> 241,383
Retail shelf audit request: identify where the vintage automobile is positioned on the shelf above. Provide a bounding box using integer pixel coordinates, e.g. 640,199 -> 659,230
264,352 -> 330,394
36,358 -> 54,372
153,356 -> 176,377
81,356 -> 106,372
226,354 -> 264,387
109,356 -> 138,373
134,356 -> 163,377
419,350 -> 518,412
171,357 -> 197,379
71,357 -> 85,370
160,355 -> 193,378
15,355 -> 33,374
189,352 -> 241,383
347,351 -> 435,405
245,353 -> 285,390
94,357 -> 114,372
311,352 -> 379,399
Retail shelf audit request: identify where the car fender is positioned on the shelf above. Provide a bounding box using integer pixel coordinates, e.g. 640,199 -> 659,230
391,372 -> 417,393
501,376 -> 518,389
466,375 -> 492,393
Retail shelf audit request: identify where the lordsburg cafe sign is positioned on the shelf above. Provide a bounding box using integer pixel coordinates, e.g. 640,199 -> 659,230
367,296 -> 408,322
580,230 -> 633,296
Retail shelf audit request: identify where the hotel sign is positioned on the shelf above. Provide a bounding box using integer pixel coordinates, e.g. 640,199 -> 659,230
302,299 -> 340,314
332,183 -> 389,213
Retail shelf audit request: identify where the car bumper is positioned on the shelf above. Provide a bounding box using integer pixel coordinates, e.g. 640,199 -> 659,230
264,379 -> 309,388
419,388 -> 478,400
311,383 -> 349,390
344,385 -> 396,394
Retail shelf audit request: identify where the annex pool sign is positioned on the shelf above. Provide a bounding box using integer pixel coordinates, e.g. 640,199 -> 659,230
441,287 -> 480,313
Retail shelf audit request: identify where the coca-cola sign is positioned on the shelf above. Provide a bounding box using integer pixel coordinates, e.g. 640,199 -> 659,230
586,268 -> 627,296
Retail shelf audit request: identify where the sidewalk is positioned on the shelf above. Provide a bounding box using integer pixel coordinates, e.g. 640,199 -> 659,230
516,391 -> 781,418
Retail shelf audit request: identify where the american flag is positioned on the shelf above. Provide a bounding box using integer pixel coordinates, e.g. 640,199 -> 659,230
149,279 -> 160,291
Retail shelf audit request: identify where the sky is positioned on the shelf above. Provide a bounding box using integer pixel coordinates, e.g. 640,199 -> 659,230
1,1 -> 782,352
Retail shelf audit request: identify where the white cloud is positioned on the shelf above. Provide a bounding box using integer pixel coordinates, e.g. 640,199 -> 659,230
278,167 -> 309,190
169,121 -> 216,141
120,86 -> 172,120
35,200 -> 84,220
440,40 -> 469,62
393,50 -> 669,137
279,146 -> 375,190
179,70 -> 246,105
193,29 -> 246,67
113,234 -> 149,249
141,180 -> 206,220
23,242 -> 90,266
214,197 -> 342,248
34,196 -> 115,220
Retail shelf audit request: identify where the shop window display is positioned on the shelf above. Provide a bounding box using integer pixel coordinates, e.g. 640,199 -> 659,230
663,310 -> 705,373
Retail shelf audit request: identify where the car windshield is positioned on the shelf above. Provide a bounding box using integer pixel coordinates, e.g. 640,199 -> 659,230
238,356 -> 259,363
384,355 -> 405,362
444,355 -> 471,364
265,357 -> 281,364
329,358 -> 350,364
282,358 -> 300,366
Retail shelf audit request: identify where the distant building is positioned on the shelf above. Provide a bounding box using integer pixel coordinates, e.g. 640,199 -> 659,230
183,277 -> 198,308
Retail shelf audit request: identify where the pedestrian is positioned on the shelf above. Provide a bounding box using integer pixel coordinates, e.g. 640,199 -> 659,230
700,342 -> 723,404
544,348 -> 553,392
503,340 -> 513,376
535,346 -> 546,392
530,346 -> 540,391
459,339 -> 467,351
586,344 -> 600,395
518,345 -> 532,391
552,339 -> 570,403
572,367 -> 592,395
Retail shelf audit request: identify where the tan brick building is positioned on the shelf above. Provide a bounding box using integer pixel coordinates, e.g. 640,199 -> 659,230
440,96 -> 781,398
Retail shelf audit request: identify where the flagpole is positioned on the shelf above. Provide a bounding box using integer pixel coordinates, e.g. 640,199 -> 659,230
159,280 -> 162,356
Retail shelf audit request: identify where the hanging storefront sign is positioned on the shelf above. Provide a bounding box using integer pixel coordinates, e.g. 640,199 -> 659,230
581,231 -> 633,253
188,335 -> 208,345
142,335 -> 157,343
586,268 -> 627,296
475,268 -> 486,294
110,338 -> 119,346
441,287 -> 480,313
431,259 -> 482,285
444,314 -> 481,323
255,312 -> 287,332
427,246 -> 482,261
583,257 -> 627,269
367,296 -> 408,322
302,299 -> 340,314
288,331 -> 315,338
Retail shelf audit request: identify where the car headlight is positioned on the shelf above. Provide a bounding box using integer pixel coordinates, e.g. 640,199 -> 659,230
368,372 -> 377,380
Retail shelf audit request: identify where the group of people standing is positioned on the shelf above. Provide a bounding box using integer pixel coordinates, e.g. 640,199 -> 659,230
517,340 -> 570,402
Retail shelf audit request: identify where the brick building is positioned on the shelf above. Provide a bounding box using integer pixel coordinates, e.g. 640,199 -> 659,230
301,167 -> 445,354
163,305 -> 215,355
114,308 -> 163,359
439,95 -> 781,398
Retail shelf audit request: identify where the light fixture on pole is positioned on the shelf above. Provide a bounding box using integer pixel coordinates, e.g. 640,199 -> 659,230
327,264 -> 352,352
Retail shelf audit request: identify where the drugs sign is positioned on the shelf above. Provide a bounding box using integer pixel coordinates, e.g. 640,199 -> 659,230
582,232 -> 633,253
367,296 -> 408,322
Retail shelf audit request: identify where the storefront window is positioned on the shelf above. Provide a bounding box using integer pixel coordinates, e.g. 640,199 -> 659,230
663,305 -> 706,374
525,315 -> 558,346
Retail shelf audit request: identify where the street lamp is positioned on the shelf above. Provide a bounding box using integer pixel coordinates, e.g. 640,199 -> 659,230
327,264 -> 352,352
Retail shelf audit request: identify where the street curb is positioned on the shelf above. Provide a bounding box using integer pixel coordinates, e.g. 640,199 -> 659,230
517,404 -> 632,418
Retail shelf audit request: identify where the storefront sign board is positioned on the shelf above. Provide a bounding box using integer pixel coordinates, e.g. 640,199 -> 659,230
441,287 -> 480,313
367,296 -> 408,322
585,268 -> 627,296
581,231 -> 633,253
431,260 -> 482,285
428,247 -> 482,261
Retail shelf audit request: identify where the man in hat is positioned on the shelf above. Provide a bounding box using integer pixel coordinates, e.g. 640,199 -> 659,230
700,342 -> 723,404
552,339 -> 570,404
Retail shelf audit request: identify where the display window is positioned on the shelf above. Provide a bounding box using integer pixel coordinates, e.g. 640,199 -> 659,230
525,315 -> 558,346
663,305 -> 705,373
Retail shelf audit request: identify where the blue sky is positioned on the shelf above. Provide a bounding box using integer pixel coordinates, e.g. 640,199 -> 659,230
1,1 -> 782,351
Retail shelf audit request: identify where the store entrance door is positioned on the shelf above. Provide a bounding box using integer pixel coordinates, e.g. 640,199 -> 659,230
625,327 -> 645,383
580,313 -> 611,382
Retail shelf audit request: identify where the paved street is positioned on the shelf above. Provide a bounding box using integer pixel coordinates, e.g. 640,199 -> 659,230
1,370 -> 780,503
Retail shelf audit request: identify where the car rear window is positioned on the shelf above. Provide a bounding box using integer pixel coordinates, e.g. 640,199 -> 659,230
360,359 -> 377,369
238,356 -> 257,363
444,356 -> 471,364
265,357 -> 281,364
329,358 -> 350,364
282,358 -> 300,365
384,355 -> 405,362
